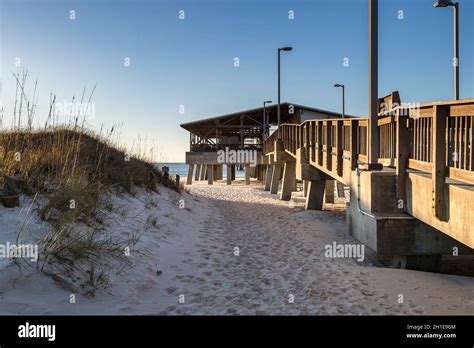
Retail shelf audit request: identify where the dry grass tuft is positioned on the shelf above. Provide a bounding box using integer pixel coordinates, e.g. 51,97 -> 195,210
0,72 -> 177,294
0,127 -> 178,194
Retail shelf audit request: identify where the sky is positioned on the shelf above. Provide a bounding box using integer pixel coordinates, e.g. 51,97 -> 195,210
1,0 -> 473,162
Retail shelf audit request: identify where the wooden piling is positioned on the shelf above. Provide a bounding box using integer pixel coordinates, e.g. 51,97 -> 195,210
195,164 -> 201,181
245,164 -> 251,185
305,180 -> 326,210
186,164 -> 194,185
207,164 -> 214,185
226,164 -> 232,185
280,161 -> 296,201
264,165 -> 273,191
270,165 -> 282,194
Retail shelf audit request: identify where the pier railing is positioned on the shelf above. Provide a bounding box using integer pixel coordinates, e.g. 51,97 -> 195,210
263,99 -> 474,204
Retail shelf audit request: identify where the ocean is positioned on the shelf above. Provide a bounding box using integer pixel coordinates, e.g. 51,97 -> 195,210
156,163 -> 245,179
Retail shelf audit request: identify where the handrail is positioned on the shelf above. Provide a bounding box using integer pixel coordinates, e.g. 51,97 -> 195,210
263,99 -> 474,186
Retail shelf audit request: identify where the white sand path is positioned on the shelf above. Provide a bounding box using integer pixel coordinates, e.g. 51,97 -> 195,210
180,180 -> 474,315
0,181 -> 472,315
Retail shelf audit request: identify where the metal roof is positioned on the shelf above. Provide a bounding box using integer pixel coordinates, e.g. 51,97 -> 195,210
180,102 -> 356,131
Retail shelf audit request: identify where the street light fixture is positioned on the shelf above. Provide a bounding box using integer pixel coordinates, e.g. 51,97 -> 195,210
334,84 -> 345,118
433,0 -> 454,7
433,0 -> 459,100
277,47 -> 293,130
263,100 -> 272,141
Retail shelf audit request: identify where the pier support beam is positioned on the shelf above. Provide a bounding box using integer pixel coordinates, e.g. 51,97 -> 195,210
245,164 -> 251,185
213,165 -> 222,181
305,180 -> 326,210
231,165 -> 236,180
217,165 -> 223,180
200,165 -> 206,180
195,164 -> 201,181
324,179 -> 335,204
250,166 -> 257,178
270,164 -> 282,194
264,165 -> 273,191
226,164 -> 232,185
258,165 -> 264,182
207,165 -> 214,185
303,180 -> 309,197
186,164 -> 194,185
280,161 -> 296,201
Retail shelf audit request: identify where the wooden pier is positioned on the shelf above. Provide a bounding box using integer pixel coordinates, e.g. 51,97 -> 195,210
182,95 -> 474,274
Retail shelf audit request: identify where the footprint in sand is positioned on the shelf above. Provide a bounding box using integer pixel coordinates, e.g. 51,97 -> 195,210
165,286 -> 179,294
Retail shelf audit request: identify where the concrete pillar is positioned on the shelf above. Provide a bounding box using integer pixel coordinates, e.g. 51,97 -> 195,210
226,164 -> 232,185
186,164 -> 194,185
264,165 -> 273,191
324,179 -> 335,204
207,164 -> 214,185
306,180 -> 326,210
280,161 -> 296,201
303,180 -> 309,197
200,164 -> 206,180
245,164 -> 251,185
270,164 -> 282,194
195,164 -> 201,181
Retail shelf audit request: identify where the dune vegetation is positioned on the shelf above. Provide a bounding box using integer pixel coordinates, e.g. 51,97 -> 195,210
0,72 -> 178,294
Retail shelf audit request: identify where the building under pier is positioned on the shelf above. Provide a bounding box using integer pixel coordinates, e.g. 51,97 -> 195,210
180,103 -> 354,185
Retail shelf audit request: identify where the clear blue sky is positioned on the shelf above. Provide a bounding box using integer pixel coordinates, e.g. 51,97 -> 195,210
1,0 -> 473,161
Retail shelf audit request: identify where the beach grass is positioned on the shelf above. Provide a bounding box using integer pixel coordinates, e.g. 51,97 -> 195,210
0,72 -> 179,294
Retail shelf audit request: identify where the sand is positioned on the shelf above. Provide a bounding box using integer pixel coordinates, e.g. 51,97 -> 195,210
0,179 -> 473,315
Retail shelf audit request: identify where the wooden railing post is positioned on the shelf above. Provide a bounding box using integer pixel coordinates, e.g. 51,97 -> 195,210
336,120 -> 343,176
326,121 -> 332,171
317,121 -> 323,166
304,122 -> 312,161
396,110 -> 408,201
432,105 -> 449,221
350,120 -> 358,170
300,124 -> 304,153
295,125 -> 297,152
291,126 -> 294,153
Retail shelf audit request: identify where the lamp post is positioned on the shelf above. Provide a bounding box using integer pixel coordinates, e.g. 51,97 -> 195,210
277,47 -> 293,130
368,0 -> 379,165
263,100 -> 272,141
433,0 -> 459,100
334,84 -> 345,118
